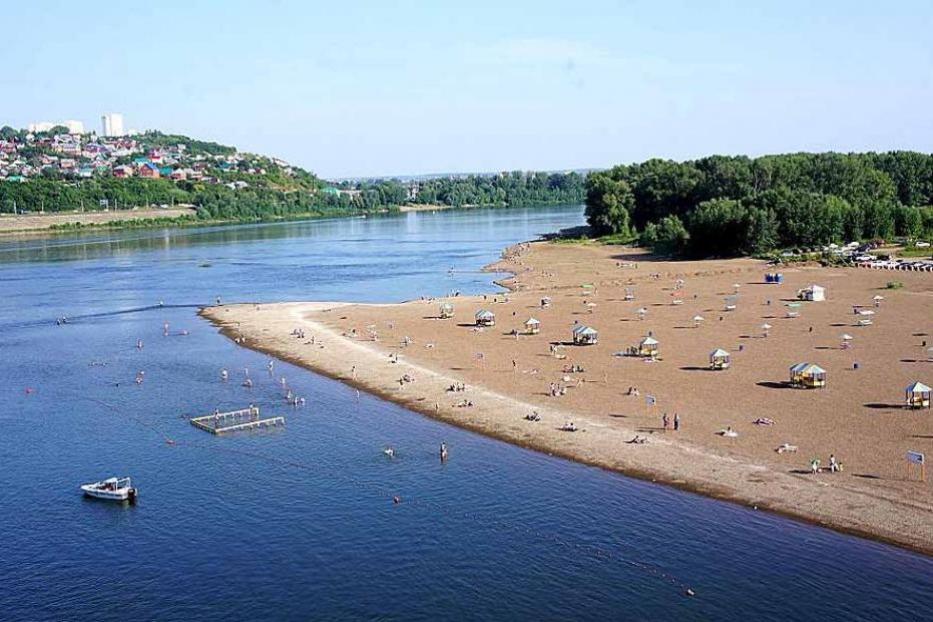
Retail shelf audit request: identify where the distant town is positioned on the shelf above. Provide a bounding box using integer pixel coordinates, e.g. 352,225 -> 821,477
1,113 -> 305,191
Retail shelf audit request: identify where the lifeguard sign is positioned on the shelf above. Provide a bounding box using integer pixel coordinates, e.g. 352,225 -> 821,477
907,451 -> 926,482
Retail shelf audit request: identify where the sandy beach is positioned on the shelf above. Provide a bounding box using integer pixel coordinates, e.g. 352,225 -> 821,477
0,207 -> 196,234
202,241 -> 933,554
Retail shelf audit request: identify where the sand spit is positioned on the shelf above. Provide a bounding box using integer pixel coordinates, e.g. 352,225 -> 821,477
201,241 -> 933,554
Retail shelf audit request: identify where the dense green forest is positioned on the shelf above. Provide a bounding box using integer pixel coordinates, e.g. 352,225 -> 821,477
408,171 -> 585,207
0,177 -> 366,221
1,169 -> 585,223
584,152 -> 933,257
335,171 -> 586,210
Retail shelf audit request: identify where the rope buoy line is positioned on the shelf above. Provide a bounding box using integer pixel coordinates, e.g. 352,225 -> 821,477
52,388 -> 698,597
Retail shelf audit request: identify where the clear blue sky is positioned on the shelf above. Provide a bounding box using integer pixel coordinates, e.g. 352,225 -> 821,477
2,1 -> 931,178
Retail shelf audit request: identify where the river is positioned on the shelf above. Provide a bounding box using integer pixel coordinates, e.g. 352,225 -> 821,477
0,206 -> 930,621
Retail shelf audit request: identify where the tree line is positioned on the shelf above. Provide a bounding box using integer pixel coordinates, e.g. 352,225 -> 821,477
584,152 -> 933,257
342,171 -> 586,209
1,171 -> 586,223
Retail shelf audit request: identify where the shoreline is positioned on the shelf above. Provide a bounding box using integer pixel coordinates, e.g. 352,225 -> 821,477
200,241 -> 933,556
0,207 -> 198,235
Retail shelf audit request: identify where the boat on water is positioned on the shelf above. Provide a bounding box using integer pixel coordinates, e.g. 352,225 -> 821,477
80,477 -> 138,503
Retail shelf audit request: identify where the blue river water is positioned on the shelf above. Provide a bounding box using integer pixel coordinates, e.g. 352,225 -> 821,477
0,206 -> 930,621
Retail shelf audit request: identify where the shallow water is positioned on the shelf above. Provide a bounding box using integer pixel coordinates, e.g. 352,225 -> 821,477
1,206 -> 930,621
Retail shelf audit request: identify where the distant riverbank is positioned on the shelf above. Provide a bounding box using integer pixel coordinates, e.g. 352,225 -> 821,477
0,207 -> 198,234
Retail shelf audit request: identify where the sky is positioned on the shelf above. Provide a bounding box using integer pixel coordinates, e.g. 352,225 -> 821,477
2,1 -> 931,178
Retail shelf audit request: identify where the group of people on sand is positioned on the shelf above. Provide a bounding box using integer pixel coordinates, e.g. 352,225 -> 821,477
661,412 -> 681,432
291,327 -> 307,339
810,454 -> 843,474
549,382 -> 567,397
447,382 -> 467,392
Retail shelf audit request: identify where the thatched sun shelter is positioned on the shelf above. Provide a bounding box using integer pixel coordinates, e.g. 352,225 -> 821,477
525,317 -> 541,334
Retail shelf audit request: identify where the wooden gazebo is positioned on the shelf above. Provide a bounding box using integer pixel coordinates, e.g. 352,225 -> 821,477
525,317 -> 541,334
475,309 -> 495,327
635,336 -> 659,358
906,381 -> 931,409
572,325 -> 598,345
790,363 -> 826,389
709,348 -> 731,370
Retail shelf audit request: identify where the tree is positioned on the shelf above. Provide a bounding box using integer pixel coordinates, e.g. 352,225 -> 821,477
641,215 -> 689,255
584,173 -> 634,236
894,205 -> 924,238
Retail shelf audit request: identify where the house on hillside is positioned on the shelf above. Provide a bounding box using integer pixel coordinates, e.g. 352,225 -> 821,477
138,163 -> 160,178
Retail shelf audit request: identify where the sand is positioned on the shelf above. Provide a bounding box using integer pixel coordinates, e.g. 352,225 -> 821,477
201,241 -> 933,554
0,207 -> 196,234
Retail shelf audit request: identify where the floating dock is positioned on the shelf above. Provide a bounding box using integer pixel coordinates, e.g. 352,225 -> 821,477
190,406 -> 285,435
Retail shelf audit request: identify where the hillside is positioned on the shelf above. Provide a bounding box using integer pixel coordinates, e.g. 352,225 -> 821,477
0,126 -> 586,227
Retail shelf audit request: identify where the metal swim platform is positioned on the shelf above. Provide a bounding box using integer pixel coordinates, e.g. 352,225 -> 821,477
190,406 -> 285,435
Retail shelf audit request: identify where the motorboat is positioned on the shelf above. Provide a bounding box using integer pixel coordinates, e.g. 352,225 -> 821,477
80,476 -> 137,503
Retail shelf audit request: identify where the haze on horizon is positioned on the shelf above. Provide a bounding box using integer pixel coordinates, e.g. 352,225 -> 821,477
2,1 -> 931,179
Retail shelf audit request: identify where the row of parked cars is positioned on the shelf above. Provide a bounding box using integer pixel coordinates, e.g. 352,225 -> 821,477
857,257 -> 933,271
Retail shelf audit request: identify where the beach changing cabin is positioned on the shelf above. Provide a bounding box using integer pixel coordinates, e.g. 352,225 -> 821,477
905,381 -> 931,409
709,348 -> 731,370
525,317 -> 541,334
790,363 -> 826,388
475,309 -> 496,327
439,303 -> 454,319
572,325 -> 598,345
798,284 -> 825,302
635,336 -> 659,358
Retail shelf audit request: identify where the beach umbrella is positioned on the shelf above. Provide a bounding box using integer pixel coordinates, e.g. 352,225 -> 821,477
637,307 -> 648,319
761,323 -> 772,337
693,314 -> 704,326
841,333 -> 853,341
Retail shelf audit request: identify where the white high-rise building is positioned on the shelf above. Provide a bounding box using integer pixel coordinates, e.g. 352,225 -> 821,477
28,120 -> 85,133
27,121 -> 55,133
63,120 -> 85,134
101,113 -> 125,137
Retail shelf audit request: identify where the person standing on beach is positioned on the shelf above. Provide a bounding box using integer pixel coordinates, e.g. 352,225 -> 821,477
662,413 -> 669,431
674,413 -> 680,431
